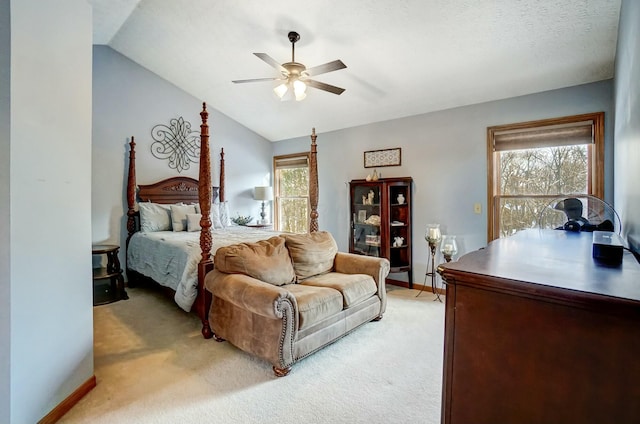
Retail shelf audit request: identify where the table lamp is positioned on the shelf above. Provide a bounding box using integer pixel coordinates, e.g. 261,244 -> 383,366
254,186 -> 273,224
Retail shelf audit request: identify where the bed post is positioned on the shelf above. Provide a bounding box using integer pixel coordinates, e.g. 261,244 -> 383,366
198,104 -> 213,260
126,136 -> 137,246
219,148 -> 225,202
197,102 -> 214,339
309,128 -> 319,233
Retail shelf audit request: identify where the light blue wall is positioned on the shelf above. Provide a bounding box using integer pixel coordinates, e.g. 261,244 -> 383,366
0,0 -> 10,421
0,3 -> 627,421
92,46 -> 273,267
8,1 -> 93,422
274,80 -> 614,285
614,0 -> 640,256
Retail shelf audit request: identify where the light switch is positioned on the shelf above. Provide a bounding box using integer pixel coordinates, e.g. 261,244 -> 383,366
474,203 -> 482,214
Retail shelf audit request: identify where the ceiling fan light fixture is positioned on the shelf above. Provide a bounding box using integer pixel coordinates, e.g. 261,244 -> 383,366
293,79 -> 307,101
274,82 -> 288,99
274,82 -> 296,102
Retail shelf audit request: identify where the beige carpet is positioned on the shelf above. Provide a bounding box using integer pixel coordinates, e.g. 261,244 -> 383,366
60,286 -> 445,423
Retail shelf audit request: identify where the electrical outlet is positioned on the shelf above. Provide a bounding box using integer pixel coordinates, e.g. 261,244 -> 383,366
474,203 -> 482,214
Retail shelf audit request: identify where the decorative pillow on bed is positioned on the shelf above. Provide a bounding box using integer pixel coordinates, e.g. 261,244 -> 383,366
170,204 -> 197,232
219,201 -> 232,227
283,231 -> 338,280
186,213 -> 202,232
139,202 -> 173,232
211,204 -> 223,229
185,210 -> 223,231
193,204 -> 223,229
214,236 -> 296,286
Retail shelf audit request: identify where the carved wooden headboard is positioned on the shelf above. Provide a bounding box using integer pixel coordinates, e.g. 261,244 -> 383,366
137,176 -> 219,204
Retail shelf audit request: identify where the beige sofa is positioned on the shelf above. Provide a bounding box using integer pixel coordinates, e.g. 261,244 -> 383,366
204,231 -> 390,376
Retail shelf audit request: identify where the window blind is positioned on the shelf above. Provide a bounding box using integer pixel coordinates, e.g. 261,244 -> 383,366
274,155 -> 309,169
493,120 -> 594,152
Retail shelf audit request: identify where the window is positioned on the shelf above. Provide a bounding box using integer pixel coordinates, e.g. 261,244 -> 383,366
274,153 -> 310,233
487,112 -> 604,241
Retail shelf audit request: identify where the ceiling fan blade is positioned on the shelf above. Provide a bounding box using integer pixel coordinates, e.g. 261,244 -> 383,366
305,79 -> 345,95
253,53 -> 288,74
232,77 -> 282,84
304,60 -> 347,77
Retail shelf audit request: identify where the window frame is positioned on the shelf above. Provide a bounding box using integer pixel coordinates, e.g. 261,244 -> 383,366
487,112 -> 605,241
273,152 -> 311,233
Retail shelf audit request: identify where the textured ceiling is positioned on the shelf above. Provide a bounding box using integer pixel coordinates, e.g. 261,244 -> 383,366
90,0 -> 621,142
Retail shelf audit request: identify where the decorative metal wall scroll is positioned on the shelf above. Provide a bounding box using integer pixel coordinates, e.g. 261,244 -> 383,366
150,116 -> 200,173
364,147 -> 402,168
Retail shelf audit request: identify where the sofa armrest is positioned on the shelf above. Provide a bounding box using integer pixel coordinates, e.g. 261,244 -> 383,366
334,252 -> 390,293
206,270 -> 297,320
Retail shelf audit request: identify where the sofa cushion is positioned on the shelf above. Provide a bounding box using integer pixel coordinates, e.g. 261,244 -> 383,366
285,284 -> 343,330
301,272 -> 377,308
214,236 -> 296,286
283,231 -> 338,280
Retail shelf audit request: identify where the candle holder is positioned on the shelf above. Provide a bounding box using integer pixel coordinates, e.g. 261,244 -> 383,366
440,235 -> 458,263
417,224 -> 442,301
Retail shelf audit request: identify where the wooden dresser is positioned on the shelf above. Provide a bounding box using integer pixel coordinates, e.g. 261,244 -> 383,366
437,229 -> 640,424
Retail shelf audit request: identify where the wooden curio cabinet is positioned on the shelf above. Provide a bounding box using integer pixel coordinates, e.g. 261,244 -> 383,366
349,177 -> 413,287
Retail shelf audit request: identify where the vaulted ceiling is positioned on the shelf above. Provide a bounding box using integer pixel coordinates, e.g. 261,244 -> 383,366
90,0 -> 621,142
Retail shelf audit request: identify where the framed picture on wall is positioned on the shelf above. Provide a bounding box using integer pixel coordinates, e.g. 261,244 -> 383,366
364,148 -> 402,168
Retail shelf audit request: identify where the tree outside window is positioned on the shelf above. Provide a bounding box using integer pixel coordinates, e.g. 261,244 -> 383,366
274,153 -> 310,233
487,113 -> 604,241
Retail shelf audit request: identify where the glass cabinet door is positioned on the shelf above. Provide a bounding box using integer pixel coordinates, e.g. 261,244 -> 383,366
388,183 -> 411,269
351,183 -> 381,257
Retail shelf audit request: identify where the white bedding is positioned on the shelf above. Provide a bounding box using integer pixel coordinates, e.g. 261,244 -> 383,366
127,226 -> 281,311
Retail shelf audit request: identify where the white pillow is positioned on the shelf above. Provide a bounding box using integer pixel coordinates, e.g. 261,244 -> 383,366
186,211 -> 224,231
139,202 -> 172,232
170,204 -> 197,232
192,204 -> 223,228
219,201 -> 231,227
211,203 -> 223,229
186,213 -> 202,232
193,203 -> 225,229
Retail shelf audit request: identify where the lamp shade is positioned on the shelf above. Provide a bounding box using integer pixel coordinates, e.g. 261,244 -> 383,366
274,80 -> 307,102
254,186 -> 273,201
273,83 -> 288,99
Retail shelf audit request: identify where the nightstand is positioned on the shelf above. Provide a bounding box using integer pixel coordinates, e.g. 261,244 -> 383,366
92,244 -> 128,305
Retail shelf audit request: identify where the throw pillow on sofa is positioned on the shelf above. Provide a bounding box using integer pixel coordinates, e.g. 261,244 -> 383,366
214,236 -> 296,286
283,231 -> 338,280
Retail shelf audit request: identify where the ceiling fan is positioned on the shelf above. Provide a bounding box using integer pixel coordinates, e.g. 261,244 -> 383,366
232,31 -> 347,101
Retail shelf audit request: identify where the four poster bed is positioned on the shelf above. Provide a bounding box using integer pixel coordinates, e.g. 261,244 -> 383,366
125,103 -> 319,338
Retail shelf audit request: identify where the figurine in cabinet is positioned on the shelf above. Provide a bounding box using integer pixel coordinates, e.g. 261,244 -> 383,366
393,236 -> 404,247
